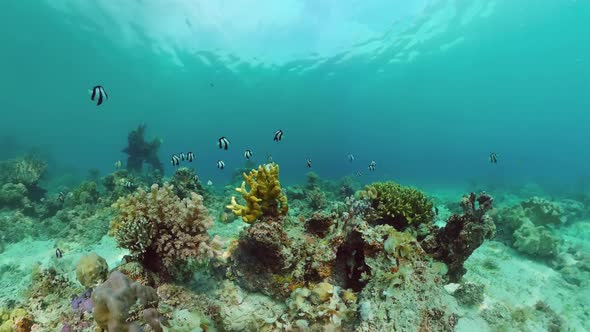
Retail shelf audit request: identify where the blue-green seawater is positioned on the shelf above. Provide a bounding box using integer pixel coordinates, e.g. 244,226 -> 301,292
1,0 -> 588,192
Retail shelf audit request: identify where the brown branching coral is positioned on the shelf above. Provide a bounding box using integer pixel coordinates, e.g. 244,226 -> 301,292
421,192 -> 496,282
111,183 -> 218,279
226,163 -> 288,223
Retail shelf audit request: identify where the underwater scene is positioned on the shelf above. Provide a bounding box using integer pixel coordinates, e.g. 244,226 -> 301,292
1,0 -> 589,331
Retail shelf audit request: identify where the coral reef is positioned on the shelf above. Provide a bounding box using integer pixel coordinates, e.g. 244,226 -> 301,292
521,196 -> 564,226
0,307 -> 34,332
111,183 -> 217,279
421,192 -> 496,282
358,181 -> 434,230
284,282 -> 357,330
305,187 -> 327,210
229,218 -> 299,298
226,163 -> 288,223
169,167 -> 209,202
0,183 -> 28,210
122,124 -> 163,174
513,220 -> 560,258
92,271 -> 162,332
76,252 -> 109,288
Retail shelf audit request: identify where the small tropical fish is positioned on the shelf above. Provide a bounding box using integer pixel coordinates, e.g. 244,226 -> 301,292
267,154 -> 273,163
356,171 -> 363,177
207,180 -> 213,186
187,152 -> 195,162
180,152 -> 186,161
348,153 -> 355,162
244,149 -> 253,160
193,175 -> 199,182
58,191 -> 66,202
489,152 -> 498,164
306,159 -> 312,168
368,160 -> 376,171
89,85 -> 108,106
273,129 -> 283,142
434,207 -> 439,215
217,160 -> 226,170
55,248 -> 64,258
171,155 -> 180,166
114,160 -> 122,169
124,181 -> 134,188
218,137 -> 230,150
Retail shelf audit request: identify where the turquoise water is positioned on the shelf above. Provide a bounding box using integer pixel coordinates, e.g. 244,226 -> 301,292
2,0 -> 588,189
1,1 -> 590,331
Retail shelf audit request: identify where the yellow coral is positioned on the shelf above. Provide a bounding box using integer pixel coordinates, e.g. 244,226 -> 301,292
226,163 -> 288,223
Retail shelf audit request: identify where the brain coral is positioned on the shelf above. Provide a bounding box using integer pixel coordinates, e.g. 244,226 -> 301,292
111,183 -> 217,278
76,252 -> 109,288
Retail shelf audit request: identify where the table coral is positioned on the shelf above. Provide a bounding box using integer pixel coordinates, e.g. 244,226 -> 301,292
226,163 -> 288,223
111,183 -> 217,279
358,181 -> 434,230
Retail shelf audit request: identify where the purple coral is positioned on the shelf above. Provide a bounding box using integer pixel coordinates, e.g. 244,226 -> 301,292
71,289 -> 93,313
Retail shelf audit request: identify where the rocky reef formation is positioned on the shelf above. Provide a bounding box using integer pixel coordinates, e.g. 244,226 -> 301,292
421,192 -> 496,282
111,183 -> 220,279
122,124 -> 163,174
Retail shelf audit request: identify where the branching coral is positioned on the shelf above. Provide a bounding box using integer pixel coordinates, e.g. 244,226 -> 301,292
421,192 -> 496,282
111,183 -> 217,278
92,271 -> 162,332
226,163 -> 288,223
359,181 -> 434,230
122,124 -> 163,174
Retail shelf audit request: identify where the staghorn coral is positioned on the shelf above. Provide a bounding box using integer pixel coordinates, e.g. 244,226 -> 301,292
92,271 -> 162,332
421,192 -> 496,282
111,183 -> 217,278
226,163 -> 288,224
358,181 -> 434,230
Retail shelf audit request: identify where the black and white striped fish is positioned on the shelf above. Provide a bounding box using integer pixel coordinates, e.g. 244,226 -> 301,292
368,160 -> 376,171
89,85 -> 108,106
348,153 -> 355,162
273,130 -> 283,142
180,152 -> 186,161
306,159 -> 312,168
217,160 -> 226,170
244,149 -> 253,160
489,152 -> 498,164
355,171 -> 363,177
171,155 -> 180,166
58,191 -> 66,202
55,248 -> 64,258
187,152 -> 195,162
124,181 -> 134,188
218,137 -> 230,150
